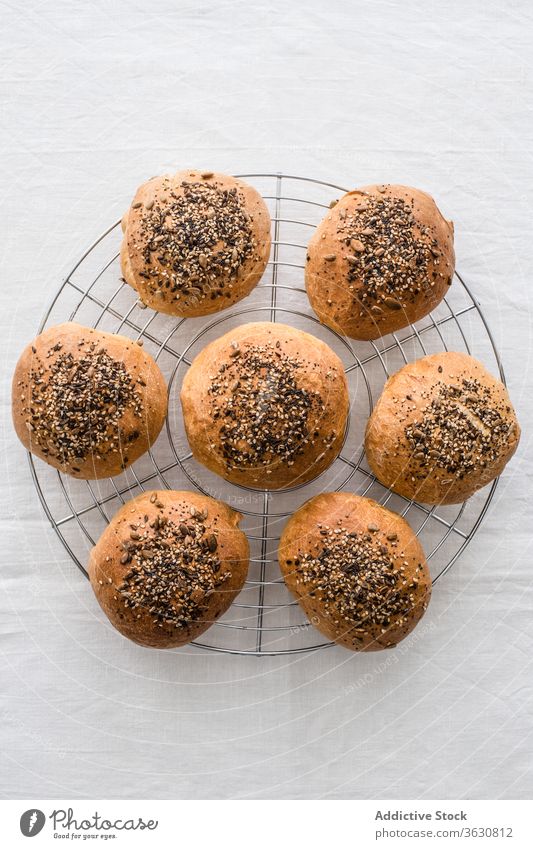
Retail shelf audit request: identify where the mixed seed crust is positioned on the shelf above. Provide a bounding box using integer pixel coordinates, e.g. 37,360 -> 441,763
89,491 -> 249,648
121,170 -> 271,317
339,192 -> 441,306
405,376 -> 513,479
21,344 -> 143,467
137,180 -> 254,301
12,323 -> 168,479
306,184 -> 455,340
208,342 -> 324,472
279,492 -> 431,651
180,322 -> 350,489
365,351 -> 521,504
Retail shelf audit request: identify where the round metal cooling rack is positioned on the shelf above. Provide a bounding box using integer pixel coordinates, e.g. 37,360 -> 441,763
29,173 -> 505,656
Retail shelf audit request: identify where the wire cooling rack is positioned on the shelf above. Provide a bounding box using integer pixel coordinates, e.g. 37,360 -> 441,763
29,173 -> 505,656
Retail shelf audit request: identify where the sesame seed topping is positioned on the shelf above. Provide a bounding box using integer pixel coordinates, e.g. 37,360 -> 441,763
135,180 -> 257,305
22,341 -> 143,465
207,342 -> 332,472
336,193 -> 443,308
291,526 -> 419,631
405,376 -> 513,477
118,509 -> 228,628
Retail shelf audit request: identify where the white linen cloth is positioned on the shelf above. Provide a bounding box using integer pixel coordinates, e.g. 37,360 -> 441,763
1,0 -> 532,800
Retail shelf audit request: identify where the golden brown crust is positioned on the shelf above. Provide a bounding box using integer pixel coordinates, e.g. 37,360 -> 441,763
180,322 -> 349,489
120,170 -> 271,317
305,184 -> 455,340
278,492 -> 431,651
12,322 -> 168,479
365,352 -> 521,504
88,490 -> 249,648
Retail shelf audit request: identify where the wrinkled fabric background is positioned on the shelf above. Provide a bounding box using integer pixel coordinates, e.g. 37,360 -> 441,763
1,0 -> 532,800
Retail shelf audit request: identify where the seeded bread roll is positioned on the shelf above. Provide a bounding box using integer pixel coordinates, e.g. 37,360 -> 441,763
365,352 -> 520,505
12,322 -> 168,479
89,490 -> 249,648
180,322 -> 349,489
120,169 -> 271,317
305,184 -> 455,340
279,492 -> 431,651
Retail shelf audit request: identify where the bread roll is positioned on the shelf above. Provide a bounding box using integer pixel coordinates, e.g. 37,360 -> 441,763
365,352 -> 520,504
12,322 -> 167,479
121,170 -> 271,317
305,184 -> 455,340
180,322 -> 349,489
89,490 -> 249,648
278,492 -> 431,651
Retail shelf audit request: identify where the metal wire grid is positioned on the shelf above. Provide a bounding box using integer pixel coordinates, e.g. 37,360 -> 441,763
28,173 -> 505,656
